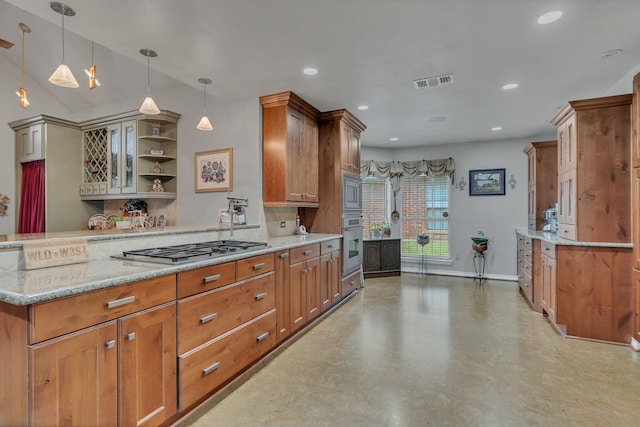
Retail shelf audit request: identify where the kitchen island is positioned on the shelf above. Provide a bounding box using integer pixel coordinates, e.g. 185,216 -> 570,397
0,225 -> 351,426
515,228 -> 633,347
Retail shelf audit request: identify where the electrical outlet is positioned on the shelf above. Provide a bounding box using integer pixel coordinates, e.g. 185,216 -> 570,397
280,221 -> 286,228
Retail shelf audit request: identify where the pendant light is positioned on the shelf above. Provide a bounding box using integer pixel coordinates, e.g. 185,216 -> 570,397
139,48 -> 161,115
196,78 -> 213,131
15,23 -> 31,109
83,41 -> 101,89
48,2 -> 79,88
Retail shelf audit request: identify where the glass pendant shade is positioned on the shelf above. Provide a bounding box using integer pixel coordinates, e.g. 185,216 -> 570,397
16,87 -> 30,109
84,65 -> 101,89
49,63 -> 79,88
197,115 -> 213,131
139,48 -> 160,115
139,96 -> 161,115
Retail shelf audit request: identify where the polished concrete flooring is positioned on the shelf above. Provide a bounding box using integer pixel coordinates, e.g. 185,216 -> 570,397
188,274 -> 640,426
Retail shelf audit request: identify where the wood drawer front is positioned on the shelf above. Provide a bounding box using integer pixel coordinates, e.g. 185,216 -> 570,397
290,243 -> 321,264
178,310 -> 276,410
321,239 -> 341,255
30,275 -> 176,344
236,253 -> 274,282
517,234 -> 525,247
541,241 -> 556,260
342,269 -> 361,297
177,262 -> 236,298
523,237 -> 532,250
521,246 -> 533,266
527,219 -> 536,230
558,223 -> 577,241
177,272 -> 275,354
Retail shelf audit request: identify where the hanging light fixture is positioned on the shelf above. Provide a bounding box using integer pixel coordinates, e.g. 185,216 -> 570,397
15,23 -> 31,109
196,78 -> 213,131
48,2 -> 79,88
83,41 -> 101,89
139,48 -> 160,115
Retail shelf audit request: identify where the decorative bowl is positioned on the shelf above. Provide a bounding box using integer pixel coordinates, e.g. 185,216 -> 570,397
417,235 -> 430,246
471,237 -> 489,245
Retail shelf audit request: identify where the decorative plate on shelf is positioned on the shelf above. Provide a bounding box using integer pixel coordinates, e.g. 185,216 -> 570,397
156,214 -> 166,228
88,214 -> 107,230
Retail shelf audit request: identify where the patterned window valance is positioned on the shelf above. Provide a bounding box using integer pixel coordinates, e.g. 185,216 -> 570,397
360,158 -> 456,193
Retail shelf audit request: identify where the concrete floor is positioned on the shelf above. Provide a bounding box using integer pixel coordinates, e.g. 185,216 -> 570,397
187,274 -> 640,426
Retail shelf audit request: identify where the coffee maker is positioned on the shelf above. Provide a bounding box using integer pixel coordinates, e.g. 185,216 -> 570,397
541,206 -> 558,233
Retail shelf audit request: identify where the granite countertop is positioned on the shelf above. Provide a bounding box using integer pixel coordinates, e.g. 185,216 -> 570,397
0,233 -> 341,306
514,227 -> 633,248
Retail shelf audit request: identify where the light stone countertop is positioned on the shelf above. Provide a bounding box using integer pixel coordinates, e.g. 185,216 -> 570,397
514,227 -> 633,248
0,233 -> 341,306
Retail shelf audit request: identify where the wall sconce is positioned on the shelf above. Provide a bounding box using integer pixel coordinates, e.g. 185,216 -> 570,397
508,174 -> 517,189
48,2 -> 79,88
139,48 -> 161,115
458,176 -> 467,191
196,78 -> 213,131
15,23 -> 30,109
84,41 -> 101,90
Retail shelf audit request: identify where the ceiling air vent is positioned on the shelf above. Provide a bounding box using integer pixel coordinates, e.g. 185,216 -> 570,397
413,74 -> 454,89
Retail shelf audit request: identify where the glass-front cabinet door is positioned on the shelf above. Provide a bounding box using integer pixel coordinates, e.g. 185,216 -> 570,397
107,120 -> 137,194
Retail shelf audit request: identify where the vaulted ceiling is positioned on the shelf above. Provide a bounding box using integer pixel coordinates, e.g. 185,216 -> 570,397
2,0 -> 640,148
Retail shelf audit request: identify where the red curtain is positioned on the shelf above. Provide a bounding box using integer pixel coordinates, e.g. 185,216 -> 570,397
18,160 -> 45,234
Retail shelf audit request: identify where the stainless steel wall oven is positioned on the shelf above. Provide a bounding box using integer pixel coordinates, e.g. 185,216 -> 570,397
342,216 -> 363,273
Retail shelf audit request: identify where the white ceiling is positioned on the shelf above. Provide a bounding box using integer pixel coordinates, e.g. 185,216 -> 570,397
2,0 -> 640,148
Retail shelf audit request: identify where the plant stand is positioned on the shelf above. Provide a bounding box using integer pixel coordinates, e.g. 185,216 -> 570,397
473,251 -> 486,281
417,235 -> 430,275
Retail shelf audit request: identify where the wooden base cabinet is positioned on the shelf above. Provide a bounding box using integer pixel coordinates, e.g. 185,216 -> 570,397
320,239 -> 342,312
363,239 -> 401,278
540,241 -> 557,323
275,250 -> 291,343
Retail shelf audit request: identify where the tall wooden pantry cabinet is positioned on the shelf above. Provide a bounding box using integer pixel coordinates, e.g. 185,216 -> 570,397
631,72 -> 640,350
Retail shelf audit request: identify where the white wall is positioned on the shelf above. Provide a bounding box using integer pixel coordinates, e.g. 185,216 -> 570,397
362,135 -> 555,279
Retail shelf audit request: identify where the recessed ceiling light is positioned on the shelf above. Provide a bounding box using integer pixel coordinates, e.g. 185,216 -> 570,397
429,116 -> 446,123
357,105 -> 369,110
537,11 -> 562,24
303,67 -> 318,76
390,137 -> 399,141
600,49 -> 623,59
502,83 -> 519,90
491,127 -> 503,131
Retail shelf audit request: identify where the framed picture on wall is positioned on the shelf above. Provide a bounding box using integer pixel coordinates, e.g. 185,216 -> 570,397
469,168 -> 505,196
194,148 -> 233,192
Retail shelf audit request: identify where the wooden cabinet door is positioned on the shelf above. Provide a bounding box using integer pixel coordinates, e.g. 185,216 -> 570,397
274,250 -> 291,343
633,73 -> 640,168
340,124 -> 353,172
320,253 -> 332,313
286,108 -> 304,202
119,303 -> 177,427
302,115 -> 319,203
547,257 -> 557,323
541,254 -> 550,313
30,322 -> 118,427
634,169 -> 640,269
306,258 -> 321,321
634,269 -> 640,345
289,261 -> 307,333
16,124 -> 43,163
362,241 -> 381,272
381,240 -> 401,271
330,252 -> 342,305
349,130 -> 361,175
564,114 -> 577,171
527,184 -> 536,229
107,120 -> 137,195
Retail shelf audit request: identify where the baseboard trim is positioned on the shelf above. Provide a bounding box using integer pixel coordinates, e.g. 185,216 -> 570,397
401,267 -> 518,282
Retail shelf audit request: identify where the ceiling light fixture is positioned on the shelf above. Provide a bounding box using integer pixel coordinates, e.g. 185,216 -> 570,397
303,67 -> 318,76
491,127 -> 503,131
537,11 -> 563,25
357,105 -> 369,111
600,49 -> 623,59
48,2 -> 79,88
502,83 -> 519,90
15,23 -> 31,109
196,78 -> 213,131
84,41 -> 101,89
390,137 -> 399,141
139,48 -> 160,115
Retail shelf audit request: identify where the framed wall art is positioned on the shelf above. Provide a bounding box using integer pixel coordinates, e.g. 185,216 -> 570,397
194,148 -> 233,193
469,168 -> 505,196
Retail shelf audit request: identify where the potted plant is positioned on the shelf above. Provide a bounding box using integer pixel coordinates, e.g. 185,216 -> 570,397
370,222 -> 381,238
471,230 -> 489,253
382,220 -> 392,237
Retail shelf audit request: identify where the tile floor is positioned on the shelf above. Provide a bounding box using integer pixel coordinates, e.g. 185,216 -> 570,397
186,274 -> 640,427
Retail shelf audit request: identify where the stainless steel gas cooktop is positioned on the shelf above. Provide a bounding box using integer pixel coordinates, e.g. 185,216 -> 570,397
113,240 -> 269,264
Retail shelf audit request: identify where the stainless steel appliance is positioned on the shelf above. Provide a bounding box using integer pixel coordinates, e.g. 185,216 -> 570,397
342,216 -> 363,273
342,173 -> 362,214
541,207 -> 558,233
113,240 -> 269,264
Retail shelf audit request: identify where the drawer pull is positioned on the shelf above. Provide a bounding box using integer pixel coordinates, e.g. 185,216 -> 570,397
350,280 -> 356,285
126,332 -> 136,341
105,340 -> 116,349
255,292 -> 268,301
252,262 -> 265,270
202,361 -> 221,376
200,312 -> 219,324
256,332 -> 270,342
303,250 -> 313,255
106,296 -> 135,309
203,274 -> 221,283
327,244 -> 335,248
279,253 -> 289,259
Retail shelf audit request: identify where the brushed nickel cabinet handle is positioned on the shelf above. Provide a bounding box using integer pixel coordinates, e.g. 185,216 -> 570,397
202,361 -> 221,376
350,280 -> 356,285
200,312 -> 218,324
106,296 -> 135,309
255,292 -> 268,301
126,332 -> 136,341
256,332 -> 270,342
105,340 -> 115,349
252,262 -> 265,270
303,250 -> 313,255
279,253 -> 289,259
203,274 -> 221,283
